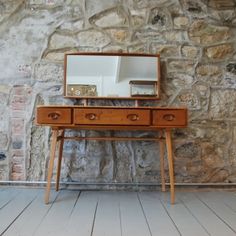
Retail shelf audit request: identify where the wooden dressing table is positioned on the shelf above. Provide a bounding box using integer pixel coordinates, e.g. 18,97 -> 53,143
36,53 -> 188,204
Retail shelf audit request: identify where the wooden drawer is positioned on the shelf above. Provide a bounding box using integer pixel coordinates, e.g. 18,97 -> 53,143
74,108 -> 150,125
36,107 -> 72,124
152,109 -> 187,127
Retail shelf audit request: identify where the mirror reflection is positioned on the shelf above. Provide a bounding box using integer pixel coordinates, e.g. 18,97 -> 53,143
64,53 -> 160,99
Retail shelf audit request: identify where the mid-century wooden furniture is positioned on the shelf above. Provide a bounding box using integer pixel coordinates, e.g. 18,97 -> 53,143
36,52 -> 188,204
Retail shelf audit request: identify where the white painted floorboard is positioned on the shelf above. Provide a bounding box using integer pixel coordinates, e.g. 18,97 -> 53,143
92,191 -> 122,236
3,190 -> 58,236
0,189 -> 38,235
195,191 -> 236,234
159,192 -> 211,236
0,187 -> 236,236
63,191 -> 99,236
138,192 -> 180,236
178,192 -> 236,236
119,191 -> 151,236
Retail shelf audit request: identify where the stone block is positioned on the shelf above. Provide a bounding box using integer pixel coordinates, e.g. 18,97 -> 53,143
148,7 -> 172,30
174,16 -> 189,29
133,0 -> 170,9
129,9 -> 146,27
44,49 -> 78,62
133,29 -> 164,42
0,93 -> 9,106
127,43 -> 146,53
150,44 -> 180,57
59,19 -> 84,31
177,90 -> 201,110
0,0 -> 24,23
189,20 -> 230,45
77,30 -> 110,47
12,136 -> 24,150
181,45 -> 200,58
208,0 -> 235,10
168,73 -> 194,88
106,28 -> 130,43
85,0 -> 120,17
164,31 -> 186,42
175,142 -> 201,159
167,59 -> 196,74
49,33 -> 78,49
11,118 -> 24,135
89,7 -> 127,27
196,64 -> 222,78
11,172 -> 24,181
10,95 -> 27,111
0,133 -> 8,150
209,89 -> 236,119
0,165 -> 8,180
34,63 -> 63,82
205,44 -> 234,60
180,0 -> 207,17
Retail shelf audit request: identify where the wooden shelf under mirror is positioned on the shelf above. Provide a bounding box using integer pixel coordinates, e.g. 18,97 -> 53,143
36,52 -> 188,205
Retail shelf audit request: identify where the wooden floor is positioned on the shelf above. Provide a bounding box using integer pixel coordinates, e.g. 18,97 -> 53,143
0,187 -> 236,236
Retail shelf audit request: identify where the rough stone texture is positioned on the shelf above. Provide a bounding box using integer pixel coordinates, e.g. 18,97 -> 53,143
77,30 -> 111,47
205,44 -> 234,60
189,20 -> 230,45
209,89 -> 236,119
89,7 -> 128,28
0,0 -> 236,185
181,45 -> 200,58
173,16 -> 189,29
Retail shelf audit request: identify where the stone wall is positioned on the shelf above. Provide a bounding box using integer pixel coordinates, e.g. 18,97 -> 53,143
0,0 -> 236,185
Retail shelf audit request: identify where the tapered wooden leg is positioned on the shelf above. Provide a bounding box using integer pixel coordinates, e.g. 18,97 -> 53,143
56,130 -> 64,191
45,129 -> 58,204
165,129 -> 175,204
159,140 -> 166,192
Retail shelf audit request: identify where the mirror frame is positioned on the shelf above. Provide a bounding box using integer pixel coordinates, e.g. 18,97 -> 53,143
64,52 -> 161,100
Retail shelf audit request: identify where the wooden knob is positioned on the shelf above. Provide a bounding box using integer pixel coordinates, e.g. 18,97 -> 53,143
127,114 -> 139,121
163,114 -> 175,121
85,113 -> 97,120
48,112 -> 60,120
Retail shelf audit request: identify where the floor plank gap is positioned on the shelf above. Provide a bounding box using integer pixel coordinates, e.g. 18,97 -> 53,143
90,200 -> 99,236
194,192 -> 236,234
137,192 -> 153,236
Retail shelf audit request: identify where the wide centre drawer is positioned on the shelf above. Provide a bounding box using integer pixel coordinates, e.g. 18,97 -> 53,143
74,108 -> 150,125
36,107 -> 72,124
152,109 -> 187,127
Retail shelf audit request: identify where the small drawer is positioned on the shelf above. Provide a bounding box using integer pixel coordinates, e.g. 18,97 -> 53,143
152,109 -> 187,127
36,107 -> 72,124
74,108 -> 150,125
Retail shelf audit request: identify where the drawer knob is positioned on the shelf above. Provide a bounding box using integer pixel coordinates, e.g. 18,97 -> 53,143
163,114 -> 175,121
85,113 -> 97,120
48,112 -> 61,120
127,114 -> 139,121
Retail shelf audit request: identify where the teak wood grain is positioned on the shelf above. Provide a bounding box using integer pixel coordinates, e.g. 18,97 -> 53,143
36,105 -> 187,205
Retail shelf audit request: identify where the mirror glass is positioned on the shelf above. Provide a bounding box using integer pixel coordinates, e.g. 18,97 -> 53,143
64,53 -> 160,99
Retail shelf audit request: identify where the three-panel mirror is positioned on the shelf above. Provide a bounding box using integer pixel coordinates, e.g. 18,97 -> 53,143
64,52 -> 160,100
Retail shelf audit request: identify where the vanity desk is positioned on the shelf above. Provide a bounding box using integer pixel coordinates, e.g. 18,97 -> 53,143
36,53 -> 188,204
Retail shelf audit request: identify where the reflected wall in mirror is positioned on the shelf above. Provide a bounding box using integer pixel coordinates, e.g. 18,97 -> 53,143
64,52 -> 160,100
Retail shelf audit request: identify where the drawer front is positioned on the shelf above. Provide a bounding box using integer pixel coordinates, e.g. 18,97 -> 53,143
36,107 -> 72,124
74,108 -> 150,125
152,109 -> 187,127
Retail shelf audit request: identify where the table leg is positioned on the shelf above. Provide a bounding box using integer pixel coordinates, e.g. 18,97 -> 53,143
56,130 -> 65,191
165,129 -> 175,204
159,140 -> 166,192
45,129 -> 58,204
